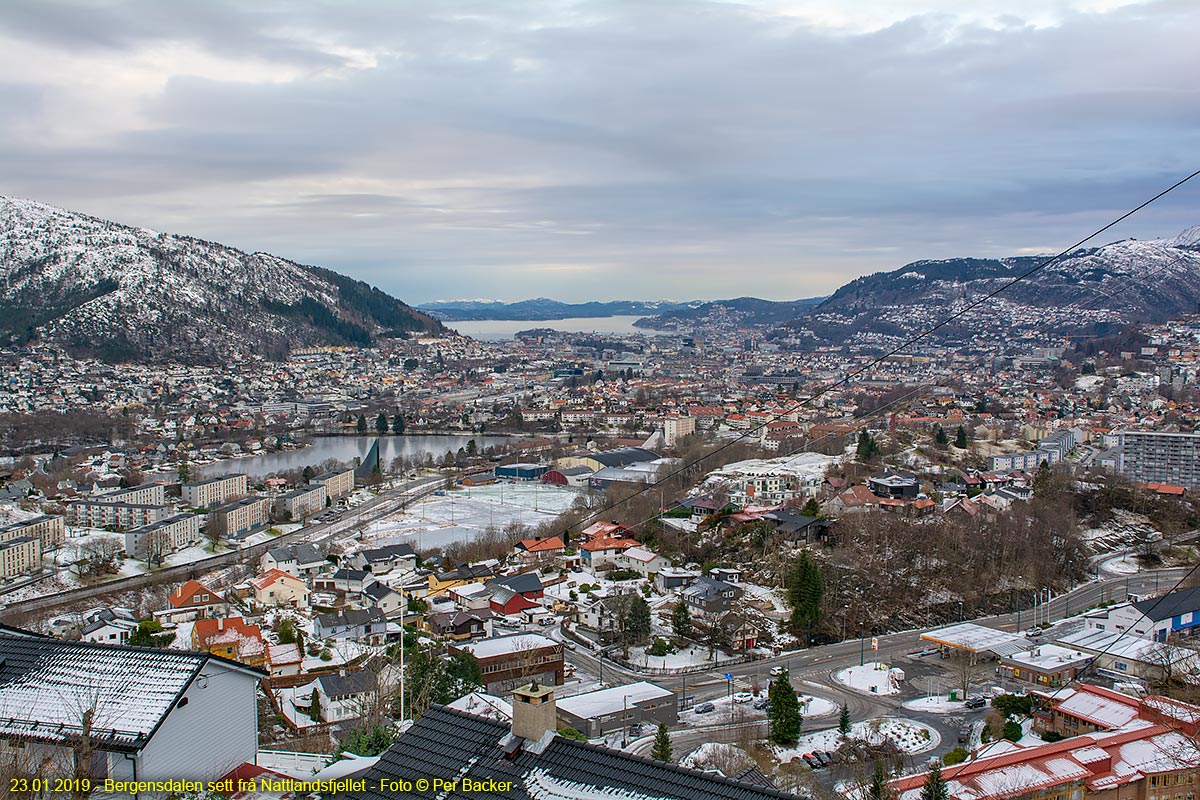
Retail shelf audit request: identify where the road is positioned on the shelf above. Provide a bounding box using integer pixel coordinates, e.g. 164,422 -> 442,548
565,567 -> 1189,763
0,475 -> 445,620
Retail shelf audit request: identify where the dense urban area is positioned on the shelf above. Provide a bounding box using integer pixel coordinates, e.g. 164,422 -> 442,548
4,301 -> 1200,800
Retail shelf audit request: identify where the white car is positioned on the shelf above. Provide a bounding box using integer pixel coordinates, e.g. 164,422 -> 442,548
733,692 -> 754,704
769,666 -> 786,677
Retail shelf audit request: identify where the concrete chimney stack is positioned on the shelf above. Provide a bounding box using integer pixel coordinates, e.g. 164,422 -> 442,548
511,680 -> 557,742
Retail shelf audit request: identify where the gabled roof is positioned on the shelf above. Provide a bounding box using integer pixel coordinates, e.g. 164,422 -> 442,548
490,572 -> 544,595
0,625 -> 260,753
251,568 -> 304,590
517,536 -> 565,553
1132,586 -> 1200,622
347,704 -> 795,800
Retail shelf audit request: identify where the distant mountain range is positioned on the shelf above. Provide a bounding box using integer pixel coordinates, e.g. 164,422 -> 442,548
416,298 -> 700,321
0,196 -> 442,362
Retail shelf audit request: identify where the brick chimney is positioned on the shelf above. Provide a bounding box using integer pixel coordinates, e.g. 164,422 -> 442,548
511,680 -> 557,742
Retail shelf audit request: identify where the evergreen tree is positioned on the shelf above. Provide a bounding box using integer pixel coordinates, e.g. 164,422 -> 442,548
867,760 -> 892,800
356,414 -> 368,434
625,594 -> 652,644
838,702 -> 852,736
856,430 -> 880,461
800,498 -> 821,518
376,412 -> 389,434
919,762 -> 948,800
934,425 -> 949,448
767,672 -> 802,744
671,602 -> 692,639
309,688 -> 323,722
787,550 -> 823,635
177,452 -> 190,484
277,618 -> 296,644
392,413 -> 406,434
955,425 -> 968,449
302,465 -> 315,483
651,722 -> 673,762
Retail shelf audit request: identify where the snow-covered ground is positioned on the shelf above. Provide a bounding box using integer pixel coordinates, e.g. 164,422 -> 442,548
362,484 -> 583,550
678,693 -> 836,727
775,717 -> 940,760
834,662 -> 901,695
901,695 -> 969,714
629,643 -> 740,670
1098,552 -> 1141,576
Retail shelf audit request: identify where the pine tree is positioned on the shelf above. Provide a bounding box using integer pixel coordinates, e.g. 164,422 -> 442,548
767,673 -> 802,744
651,722 -> 673,761
309,688 -> 323,723
787,550 -> 823,634
866,760 -> 892,800
934,425 -> 949,448
626,594 -> 652,644
839,702 -> 852,736
376,412 -> 389,434
955,425 -> 968,449
177,451 -> 190,484
919,762 -> 948,800
356,414 -> 368,434
856,430 -> 879,461
671,602 -> 692,639
801,498 -> 821,518
392,413 -> 406,434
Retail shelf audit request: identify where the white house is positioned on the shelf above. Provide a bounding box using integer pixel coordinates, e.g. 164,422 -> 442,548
614,546 -> 671,577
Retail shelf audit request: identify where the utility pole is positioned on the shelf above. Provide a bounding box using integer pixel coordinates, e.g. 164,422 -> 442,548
860,624 -> 865,667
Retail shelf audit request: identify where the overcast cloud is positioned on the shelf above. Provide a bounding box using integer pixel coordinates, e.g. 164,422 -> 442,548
1,0 -> 1198,303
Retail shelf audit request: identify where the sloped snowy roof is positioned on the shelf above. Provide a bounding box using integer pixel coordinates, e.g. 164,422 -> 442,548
0,626 -> 208,751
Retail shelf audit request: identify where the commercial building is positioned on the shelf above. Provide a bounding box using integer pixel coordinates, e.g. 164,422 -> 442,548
183,473 -> 248,508
448,633 -> 564,694
556,681 -> 677,738
0,515 -> 65,550
1084,587 -> 1200,642
124,514 -> 202,561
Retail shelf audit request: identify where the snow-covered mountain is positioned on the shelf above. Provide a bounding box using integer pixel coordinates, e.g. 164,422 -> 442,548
799,232 -> 1200,344
0,196 -> 442,362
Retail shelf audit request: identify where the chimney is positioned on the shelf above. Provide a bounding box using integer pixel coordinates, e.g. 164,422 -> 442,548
511,680 -> 557,743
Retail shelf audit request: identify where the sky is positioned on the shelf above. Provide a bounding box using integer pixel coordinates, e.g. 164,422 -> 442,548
2,0 -> 1199,304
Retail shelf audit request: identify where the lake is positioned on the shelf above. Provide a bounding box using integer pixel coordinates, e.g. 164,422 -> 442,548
445,315 -> 666,341
194,435 -> 510,479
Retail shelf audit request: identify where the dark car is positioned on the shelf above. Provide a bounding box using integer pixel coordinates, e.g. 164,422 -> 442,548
753,698 -> 770,710
801,753 -> 822,769
812,751 -> 831,767
695,702 -> 716,714
957,725 -> 970,743
964,697 -> 987,710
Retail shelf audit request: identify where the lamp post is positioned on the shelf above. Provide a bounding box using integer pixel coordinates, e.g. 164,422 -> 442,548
622,694 -> 631,747
842,604 -> 850,642
958,601 -> 964,623
859,624 -> 866,667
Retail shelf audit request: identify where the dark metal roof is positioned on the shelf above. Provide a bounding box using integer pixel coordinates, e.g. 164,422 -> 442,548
490,572 -> 544,595
1133,587 -> 1200,622
345,705 -> 800,800
588,447 -> 659,468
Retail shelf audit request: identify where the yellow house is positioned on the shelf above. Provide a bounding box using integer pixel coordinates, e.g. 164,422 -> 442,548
251,568 -> 310,608
427,563 -> 494,598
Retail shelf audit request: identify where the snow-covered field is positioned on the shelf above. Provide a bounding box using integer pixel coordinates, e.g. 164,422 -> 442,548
834,662 -> 901,695
363,484 -> 583,550
775,717 -> 940,760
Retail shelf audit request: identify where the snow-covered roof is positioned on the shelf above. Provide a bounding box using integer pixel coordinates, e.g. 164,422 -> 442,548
454,633 -> 557,659
557,681 -> 673,720
921,622 -> 1023,654
1000,644 -> 1094,672
0,626 -> 257,752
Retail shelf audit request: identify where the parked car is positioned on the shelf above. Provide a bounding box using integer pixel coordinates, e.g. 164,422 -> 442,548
812,752 -> 830,767
695,703 -> 716,714
801,754 -> 822,769
733,692 -> 754,704
753,698 -> 770,710
1024,627 -> 1045,638
563,641 -> 577,650
964,697 -> 987,710
628,723 -> 643,736
769,665 -> 786,676
958,725 -> 971,743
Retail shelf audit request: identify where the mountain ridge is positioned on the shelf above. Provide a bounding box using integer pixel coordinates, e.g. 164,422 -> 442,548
0,196 -> 443,363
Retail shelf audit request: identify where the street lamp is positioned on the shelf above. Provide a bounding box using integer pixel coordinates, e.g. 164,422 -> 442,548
859,623 -> 866,667
842,604 -> 850,642
622,694 -> 631,747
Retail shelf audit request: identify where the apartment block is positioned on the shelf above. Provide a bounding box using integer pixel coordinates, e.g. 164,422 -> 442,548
274,484 -> 327,520
67,501 -> 172,531
182,474 -> 248,508
0,514 -> 65,550
0,536 -> 41,578
94,482 -> 166,506
124,514 -> 202,561
1118,430 -> 1200,487
206,496 -> 271,540
310,467 -> 355,500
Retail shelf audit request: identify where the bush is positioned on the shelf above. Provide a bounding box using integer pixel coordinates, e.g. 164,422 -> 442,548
943,747 -> 969,765
319,648 -> 333,661
992,693 -> 1033,718
607,569 -> 641,581
648,637 -> 672,657
1041,730 -> 1065,742
558,726 -> 588,742
1002,720 -> 1023,742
